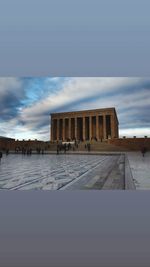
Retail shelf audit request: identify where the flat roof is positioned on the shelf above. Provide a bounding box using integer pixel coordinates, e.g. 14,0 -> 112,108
50,107 -> 119,124
51,107 -> 116,115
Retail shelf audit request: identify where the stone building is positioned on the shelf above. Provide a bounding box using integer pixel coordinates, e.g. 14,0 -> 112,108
50,107 -> 119,142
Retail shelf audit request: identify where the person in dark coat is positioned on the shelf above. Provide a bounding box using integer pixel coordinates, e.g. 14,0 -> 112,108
6,149 -> 9,156
64,143 -> 66,153
0,151 -> 3,162
57,144 -> 60,155
88,143 -> 91,152
141,147 -> 147,157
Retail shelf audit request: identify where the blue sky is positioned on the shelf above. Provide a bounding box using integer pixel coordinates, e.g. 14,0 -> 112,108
0,77 -> 150,141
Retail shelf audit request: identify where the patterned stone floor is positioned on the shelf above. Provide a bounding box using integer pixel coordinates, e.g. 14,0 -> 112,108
0,154 -> 119,190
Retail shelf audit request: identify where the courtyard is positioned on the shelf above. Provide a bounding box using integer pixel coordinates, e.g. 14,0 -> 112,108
0,154 -> 124,190
0,152 -> 149,190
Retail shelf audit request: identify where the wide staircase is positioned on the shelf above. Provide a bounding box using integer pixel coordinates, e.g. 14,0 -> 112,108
48,141 -> 129,152
78,141 -> 129,152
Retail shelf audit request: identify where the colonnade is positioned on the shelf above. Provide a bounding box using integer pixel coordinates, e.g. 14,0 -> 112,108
51,114 -> 117,142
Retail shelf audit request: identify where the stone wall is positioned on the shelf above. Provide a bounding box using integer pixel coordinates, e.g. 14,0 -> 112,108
1,137 -> 149,152
0,140 -> 50,151
108,138 -> 150,151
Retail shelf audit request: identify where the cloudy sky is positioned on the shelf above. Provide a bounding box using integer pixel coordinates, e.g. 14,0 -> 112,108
0,77 -> 150,141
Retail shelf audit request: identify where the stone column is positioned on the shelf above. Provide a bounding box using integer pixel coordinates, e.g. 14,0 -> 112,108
75,117 -> 77,140
57,119 -> 59,141
116,121 -> 119,138
96,115 -> 99,141
111,114 -> 115,139
62,118 -> 65,141
69,118 -> 71,140
82,117 -> 85,141
89,116 -> 92,141
103,115 -> 107,140
51,118 -> 53,141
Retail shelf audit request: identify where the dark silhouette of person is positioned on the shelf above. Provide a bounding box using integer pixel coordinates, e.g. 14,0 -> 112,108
0,151 -> 3,162
6,149 -> 9,156
64,143 -> 66,153
57,144 -> 60,155
141,147 -> 147,157
88,143 -> 91,152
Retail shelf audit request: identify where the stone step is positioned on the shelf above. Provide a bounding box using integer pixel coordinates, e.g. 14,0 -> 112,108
77,142 -> 129,151
48,142 -> 129,152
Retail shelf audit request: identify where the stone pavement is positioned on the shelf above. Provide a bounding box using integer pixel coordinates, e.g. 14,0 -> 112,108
0,153 -> 125,190
0,152 -> 149,190
60,154 -> 125,190
126,151 -> 150,189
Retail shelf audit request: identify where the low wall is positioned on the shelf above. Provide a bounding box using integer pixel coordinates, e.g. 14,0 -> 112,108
0,140 -> 50,151
108,138 -> 150,151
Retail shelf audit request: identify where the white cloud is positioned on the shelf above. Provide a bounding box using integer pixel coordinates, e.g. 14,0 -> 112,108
18,77 -> 146,120
0,77 -> 23,97
119,128 -> 150,137
0,77 -> 150,140
0,120 -> 49,141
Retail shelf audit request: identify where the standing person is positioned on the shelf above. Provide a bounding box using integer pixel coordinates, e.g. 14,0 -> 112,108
0,151 -> 2,162
75,139 -> 77,147
57,144 -> 59,155
68,143 -> 71,151
141,147 -> 147,157
88,143 -> 91,152
6,149 -> 9,156
64,143 -> 66,154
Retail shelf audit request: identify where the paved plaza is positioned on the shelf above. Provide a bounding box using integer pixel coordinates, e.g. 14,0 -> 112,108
0,152 -> 149,190
127,151 -> 150,189
0,154 -> 124,190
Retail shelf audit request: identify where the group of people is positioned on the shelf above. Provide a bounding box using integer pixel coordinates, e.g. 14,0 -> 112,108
85,143 -> 91,152
0,143 -> 148,159
56,141 -> 91,154
22,147 -> 32,155
14,147 -> 32,155
14,147 -> 45,155
57,143 -> 72,154
36,148 -> 44,154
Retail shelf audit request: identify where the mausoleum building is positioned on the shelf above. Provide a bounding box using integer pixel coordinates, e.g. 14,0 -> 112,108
50,107 -> 119,142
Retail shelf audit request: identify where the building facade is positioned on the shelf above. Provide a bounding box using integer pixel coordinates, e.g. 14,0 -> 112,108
50,107 -> 119,142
